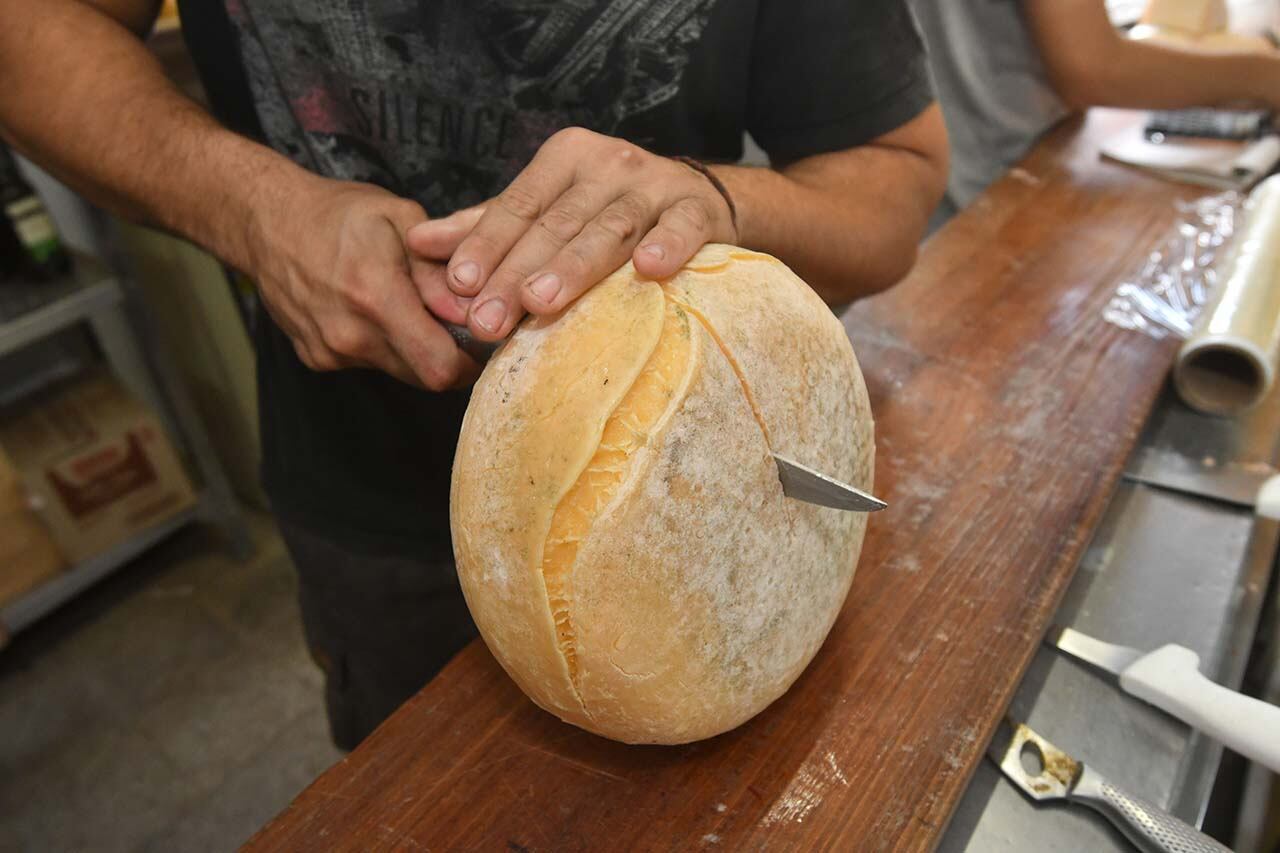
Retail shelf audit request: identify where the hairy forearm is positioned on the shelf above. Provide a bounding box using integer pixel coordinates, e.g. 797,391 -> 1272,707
713,130 -> 946,302
0,0 -> 313,272
1025,0 -> 1280,111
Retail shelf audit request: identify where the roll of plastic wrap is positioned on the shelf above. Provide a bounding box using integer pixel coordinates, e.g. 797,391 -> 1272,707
1174,175 -> 1280,416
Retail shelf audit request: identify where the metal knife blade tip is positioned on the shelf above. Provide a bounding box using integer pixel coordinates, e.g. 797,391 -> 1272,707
773,454 -> 887,512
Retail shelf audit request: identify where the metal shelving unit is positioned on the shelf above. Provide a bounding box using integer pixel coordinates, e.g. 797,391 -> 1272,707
1,508 -> 197,634
0,258 -> 250,639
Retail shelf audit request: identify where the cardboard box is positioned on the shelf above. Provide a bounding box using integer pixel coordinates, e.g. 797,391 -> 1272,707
0,448 -> 64,606
0,371 -> 196,564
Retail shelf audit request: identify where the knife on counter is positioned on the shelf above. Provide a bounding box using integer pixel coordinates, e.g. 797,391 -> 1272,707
1124,447 -> 1280,518
445,323 -> 888,513
988,719 -> 1230,853
1047,625 -> 1280,773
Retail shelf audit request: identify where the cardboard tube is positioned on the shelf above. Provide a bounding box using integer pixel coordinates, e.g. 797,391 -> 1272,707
1175,175 -> 1280,416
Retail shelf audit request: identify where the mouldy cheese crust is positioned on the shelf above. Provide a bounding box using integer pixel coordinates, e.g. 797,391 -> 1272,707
450,244 -> 874,744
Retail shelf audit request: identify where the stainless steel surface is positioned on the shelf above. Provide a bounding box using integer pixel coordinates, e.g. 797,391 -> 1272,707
1124,445 -> 1275,508
1235,569 -> 1280,851
1072,765 -> 1232,853
1049,626 -> 1143,676
941,378 -> 1280,852
772,453 -> 887,512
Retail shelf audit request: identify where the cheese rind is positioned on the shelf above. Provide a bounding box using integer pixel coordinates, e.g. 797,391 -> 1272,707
451,244 -> 874,743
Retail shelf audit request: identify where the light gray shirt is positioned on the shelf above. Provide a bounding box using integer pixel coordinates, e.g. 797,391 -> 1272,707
910,0 -> 1069,222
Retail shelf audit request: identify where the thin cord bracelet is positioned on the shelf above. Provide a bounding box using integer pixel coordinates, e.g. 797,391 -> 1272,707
671,155 -> 738,238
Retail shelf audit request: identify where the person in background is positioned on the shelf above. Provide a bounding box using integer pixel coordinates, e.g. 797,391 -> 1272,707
912,0 -> 1280,225
0,0 -> 947,748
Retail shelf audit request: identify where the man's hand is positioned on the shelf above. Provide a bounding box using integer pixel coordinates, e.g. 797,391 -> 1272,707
0,0 -> 483,390
248,174 -> 480,390
407,127 -> 738,342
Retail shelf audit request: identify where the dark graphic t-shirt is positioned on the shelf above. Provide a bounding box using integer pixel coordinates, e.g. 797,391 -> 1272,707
177,0 -> 933,556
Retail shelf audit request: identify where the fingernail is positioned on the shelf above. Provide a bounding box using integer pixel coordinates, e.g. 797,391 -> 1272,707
473,299 -> 505,333
452,261 -> 480,289
527,272 -> 562,304
639,243 -> 665,260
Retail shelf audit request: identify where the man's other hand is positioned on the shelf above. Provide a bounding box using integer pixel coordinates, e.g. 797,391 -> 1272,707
248,176 -> 480,390
406,127 -> 738,342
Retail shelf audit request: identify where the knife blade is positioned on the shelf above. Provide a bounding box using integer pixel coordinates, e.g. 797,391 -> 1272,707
445,323 -> 502,365
772,454 -> 887,512
988,718 -> 1230,852
1047,625 -> 1280,773
445,324 -> 886,513
1047,625 -> 1141,674
1123,447 -> 1280,514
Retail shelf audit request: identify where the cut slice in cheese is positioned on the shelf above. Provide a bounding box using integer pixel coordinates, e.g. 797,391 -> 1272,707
541,297 -> 694,701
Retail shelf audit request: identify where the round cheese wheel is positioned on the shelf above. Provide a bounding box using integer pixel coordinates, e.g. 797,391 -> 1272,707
450,244 -> 875,744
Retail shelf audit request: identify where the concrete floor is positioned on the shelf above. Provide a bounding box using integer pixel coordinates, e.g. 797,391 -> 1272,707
0,513 -> 343,852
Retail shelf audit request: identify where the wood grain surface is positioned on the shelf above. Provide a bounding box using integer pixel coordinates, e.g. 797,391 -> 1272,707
246,109 -> 1206,851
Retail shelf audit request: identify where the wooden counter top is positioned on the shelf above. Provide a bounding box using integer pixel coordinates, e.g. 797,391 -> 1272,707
246,109 -> 1204,851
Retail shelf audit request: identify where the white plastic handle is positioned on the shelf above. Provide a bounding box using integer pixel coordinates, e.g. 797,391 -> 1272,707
1255,473 -> 1280,519
1120,644 -> 1280,774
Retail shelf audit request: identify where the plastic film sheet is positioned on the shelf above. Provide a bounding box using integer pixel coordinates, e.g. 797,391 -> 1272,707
1103,191 -> 1241,340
